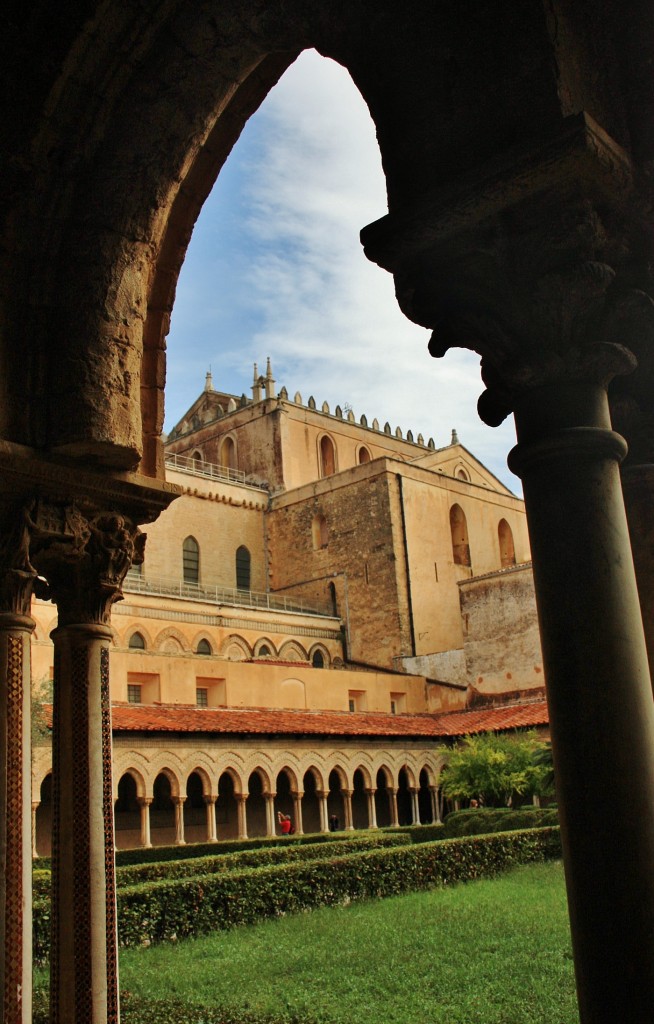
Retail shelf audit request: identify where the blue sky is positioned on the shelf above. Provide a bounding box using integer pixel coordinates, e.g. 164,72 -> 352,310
164,50 -> 520,492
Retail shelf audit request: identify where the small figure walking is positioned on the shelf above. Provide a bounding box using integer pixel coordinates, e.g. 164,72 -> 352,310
329,813 -> 339,831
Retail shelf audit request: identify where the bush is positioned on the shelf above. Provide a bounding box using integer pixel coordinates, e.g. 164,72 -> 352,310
32,830 -> 365,874
442,807 -> 558,838
32,833 -> 410,895
32,825 -> 561,960
382,823 -> 445,844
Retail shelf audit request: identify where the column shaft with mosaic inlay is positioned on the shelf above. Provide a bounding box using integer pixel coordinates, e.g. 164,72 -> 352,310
0,505 -> 38,1024
28,501 -> 145,1024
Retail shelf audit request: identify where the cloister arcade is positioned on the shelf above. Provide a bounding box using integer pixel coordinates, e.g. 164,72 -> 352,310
33,745 -> 442,855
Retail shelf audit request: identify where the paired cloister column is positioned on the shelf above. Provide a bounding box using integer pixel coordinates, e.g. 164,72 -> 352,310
236,794 -> 248,839
341,788 -> 354,830
204,795 -> 217,841
361,116 -> 654,1022
364,787 -> 378,828
291,790 -> 303,834
264,792 -> 276,837
317,789 -> 330,832
388,787 -> 399,827
138,797 -> 153,848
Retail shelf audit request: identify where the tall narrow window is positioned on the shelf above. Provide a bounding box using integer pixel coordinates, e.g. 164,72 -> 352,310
183,535 -> 200,584
236,545 -> 251,590
450,504 -> 471,567
128,631 -> 145,650
320,435 -> 336,477
498,518 -> 516,568
220,436 -> 236,470
312,513 -> 328,549
358,445 -> 371,464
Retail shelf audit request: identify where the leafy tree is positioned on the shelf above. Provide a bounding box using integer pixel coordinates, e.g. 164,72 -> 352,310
32,675 -> 53,751
440,731 -> 550,807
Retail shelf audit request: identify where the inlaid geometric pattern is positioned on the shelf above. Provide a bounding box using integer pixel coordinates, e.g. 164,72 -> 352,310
101,646 -> 119,1024
4,635 -> 23,1023
71,645 -> 92,1023
50,648 -> 61,1024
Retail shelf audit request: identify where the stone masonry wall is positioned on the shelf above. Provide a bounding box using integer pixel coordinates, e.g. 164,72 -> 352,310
267,469 -> 412,667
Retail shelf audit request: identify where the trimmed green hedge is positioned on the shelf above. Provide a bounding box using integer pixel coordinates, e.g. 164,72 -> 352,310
441,807 -> 558,838
382,823 -> 445,844
33,825 -> 561,960
32,833 -> 410,897
34,828 -> 364,873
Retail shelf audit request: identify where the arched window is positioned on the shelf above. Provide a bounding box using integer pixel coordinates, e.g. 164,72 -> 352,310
236,545 -> 251,590
312,513 -> 328,549
220,436 -> 236,470
192,449 -> 203,469
128,631 -> 145,650
328,581 -> 338,616
358,446 -> 371,464
258,644 -> 271,657
312,649 -> 324,668
320,435 -> 335,477
196,639 -> 212,656
183,536 -> 200,584
498,518 -> 516,568
456,467 -> 470,481
450,504 -> 471,567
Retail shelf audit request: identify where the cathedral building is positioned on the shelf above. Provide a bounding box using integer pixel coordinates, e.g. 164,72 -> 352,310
31,363 -> 547,854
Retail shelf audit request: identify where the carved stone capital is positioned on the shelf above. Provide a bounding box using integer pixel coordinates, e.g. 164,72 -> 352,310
425,259 -> 651,426
0,503 -> 39,616
28,501 -> 145,626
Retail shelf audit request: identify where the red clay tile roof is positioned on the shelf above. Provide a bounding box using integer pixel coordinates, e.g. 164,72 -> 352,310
104,699 -> 549,739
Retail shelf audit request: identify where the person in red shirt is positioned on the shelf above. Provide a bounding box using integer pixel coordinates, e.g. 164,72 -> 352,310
277,811 -> 293,835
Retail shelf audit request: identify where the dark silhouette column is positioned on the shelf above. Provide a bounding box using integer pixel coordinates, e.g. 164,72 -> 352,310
507,359 -> 654,1023
362,127 -> 654,1017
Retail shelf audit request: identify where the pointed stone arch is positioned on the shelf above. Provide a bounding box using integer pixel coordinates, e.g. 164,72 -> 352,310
220,634 -> 252,661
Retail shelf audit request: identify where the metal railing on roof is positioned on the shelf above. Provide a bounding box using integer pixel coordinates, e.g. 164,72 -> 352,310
165,451 -> 266,487
123,570 -> 325,617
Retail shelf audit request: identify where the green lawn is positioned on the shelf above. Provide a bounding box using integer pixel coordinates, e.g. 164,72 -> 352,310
106,860 -> 577,1024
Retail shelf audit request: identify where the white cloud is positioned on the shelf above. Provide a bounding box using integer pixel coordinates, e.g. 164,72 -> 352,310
165,49 -> 520,491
